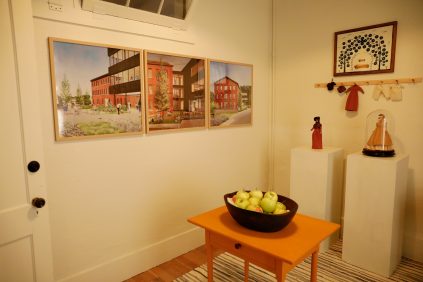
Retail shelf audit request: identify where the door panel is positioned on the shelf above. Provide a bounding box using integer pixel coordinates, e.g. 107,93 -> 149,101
0,0 -> 54,281
0,206 -> 33,246
0,0 -> 27,211
0,238 -> 35,282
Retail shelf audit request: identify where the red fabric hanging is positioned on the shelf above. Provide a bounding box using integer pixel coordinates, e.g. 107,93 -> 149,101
345,85 -> 364,111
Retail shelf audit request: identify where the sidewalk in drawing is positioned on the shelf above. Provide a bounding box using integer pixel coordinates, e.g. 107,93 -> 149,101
220,108 -> 251,126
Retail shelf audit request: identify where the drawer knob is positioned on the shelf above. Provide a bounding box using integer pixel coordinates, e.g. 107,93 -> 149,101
234,243 -> 242,249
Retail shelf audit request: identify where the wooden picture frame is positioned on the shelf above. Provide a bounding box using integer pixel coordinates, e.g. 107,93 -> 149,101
208,60 -> 253,128
144,51 -> 207,133
334,21 -> 397,76
48,38 -> 144,141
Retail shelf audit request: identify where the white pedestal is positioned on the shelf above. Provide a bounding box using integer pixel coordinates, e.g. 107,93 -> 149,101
290,146 -> 344,251
342,153 -> 409,277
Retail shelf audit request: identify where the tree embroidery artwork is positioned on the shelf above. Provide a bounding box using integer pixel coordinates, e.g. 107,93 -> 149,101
338,34 -> 389,72
334,22 -> 397,76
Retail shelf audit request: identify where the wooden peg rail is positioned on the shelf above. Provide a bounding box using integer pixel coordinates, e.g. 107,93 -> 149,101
314,77 -> 422,88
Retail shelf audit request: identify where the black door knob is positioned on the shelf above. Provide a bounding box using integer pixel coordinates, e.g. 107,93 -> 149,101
27,161 -> 40,173
32,197 -> 46,208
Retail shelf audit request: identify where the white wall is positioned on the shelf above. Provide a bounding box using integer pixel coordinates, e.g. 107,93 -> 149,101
31,0 -> 272,281
273,0 -> 423,262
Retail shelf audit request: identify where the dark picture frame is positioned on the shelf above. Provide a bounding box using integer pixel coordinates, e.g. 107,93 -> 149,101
144,51 -> 207,133
334,21 -> 397,76
48,38 -> 144,141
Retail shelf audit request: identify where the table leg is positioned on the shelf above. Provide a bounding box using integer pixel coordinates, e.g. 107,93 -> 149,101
244,260 -> 249,282
205,231 -> 213,282
311,247 -> 319,282
275,261 -> 287,282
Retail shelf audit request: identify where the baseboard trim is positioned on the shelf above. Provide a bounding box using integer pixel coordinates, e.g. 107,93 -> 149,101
403,233 -> 423,263
57,227 -> 204,282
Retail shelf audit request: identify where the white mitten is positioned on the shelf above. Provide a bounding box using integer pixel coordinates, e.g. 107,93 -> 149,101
390,85 -> 403,101
372,85 -> 388,100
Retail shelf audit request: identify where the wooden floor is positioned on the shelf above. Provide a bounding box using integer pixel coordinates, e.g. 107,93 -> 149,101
125,245 -> 221,282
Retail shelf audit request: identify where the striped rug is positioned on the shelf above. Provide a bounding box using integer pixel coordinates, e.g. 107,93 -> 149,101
174,241 -> 423,281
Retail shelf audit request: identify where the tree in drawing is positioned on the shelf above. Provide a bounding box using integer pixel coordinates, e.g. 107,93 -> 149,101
154,65 -> 170,120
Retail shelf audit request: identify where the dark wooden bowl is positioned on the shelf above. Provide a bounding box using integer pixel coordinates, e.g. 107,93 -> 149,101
224,191 -> 298,232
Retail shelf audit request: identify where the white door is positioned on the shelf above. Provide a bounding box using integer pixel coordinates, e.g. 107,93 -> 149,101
0,1 -> 54,281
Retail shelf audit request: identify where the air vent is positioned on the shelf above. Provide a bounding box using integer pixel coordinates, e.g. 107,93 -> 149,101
82,0 -> 195,30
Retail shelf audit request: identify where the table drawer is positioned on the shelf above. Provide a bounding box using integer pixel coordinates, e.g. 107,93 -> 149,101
209,232 -> 276,272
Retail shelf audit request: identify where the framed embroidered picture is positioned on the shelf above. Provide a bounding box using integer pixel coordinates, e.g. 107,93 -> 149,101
334,21 -> 397,76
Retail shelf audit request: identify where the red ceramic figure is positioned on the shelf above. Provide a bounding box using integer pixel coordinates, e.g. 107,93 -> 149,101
311,116 -> 322,149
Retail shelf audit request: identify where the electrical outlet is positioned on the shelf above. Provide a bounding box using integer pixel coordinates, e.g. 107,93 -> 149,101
48,3 -> 63,12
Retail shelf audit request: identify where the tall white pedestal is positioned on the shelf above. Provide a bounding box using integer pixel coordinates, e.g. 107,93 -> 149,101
290,146 -> 344,251
342,153 -> 409,277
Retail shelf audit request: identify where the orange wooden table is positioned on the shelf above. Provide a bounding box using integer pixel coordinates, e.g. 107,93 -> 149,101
188,206 -> 340,282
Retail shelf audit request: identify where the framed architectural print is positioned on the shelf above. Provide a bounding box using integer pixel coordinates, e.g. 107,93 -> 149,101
48,38 -> 144,140
209,60 -> 253,128
334,21 -> 397,76
144,51 -> 207,133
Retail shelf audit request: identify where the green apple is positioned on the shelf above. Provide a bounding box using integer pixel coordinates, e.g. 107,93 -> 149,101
273,208 -> 288,215
249,189 -> 263,200
235,198 -> 249,209
236,189 -> 250,201
260,197 -> 277,213
248,197 -> 260,206
247,204 -> 263,213
263,191 -> 278,202
275,202 -> 286,211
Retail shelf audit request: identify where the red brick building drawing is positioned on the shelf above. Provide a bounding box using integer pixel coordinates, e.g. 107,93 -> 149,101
91,74 -> 112,106
91,48 -> 141,109
213,76 -> 240,110
146,58 -> 205,120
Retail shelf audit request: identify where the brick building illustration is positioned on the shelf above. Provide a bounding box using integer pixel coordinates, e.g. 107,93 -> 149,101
213,76 -> 240,110
91,48 -> 141,109
146,58 -> 205,121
